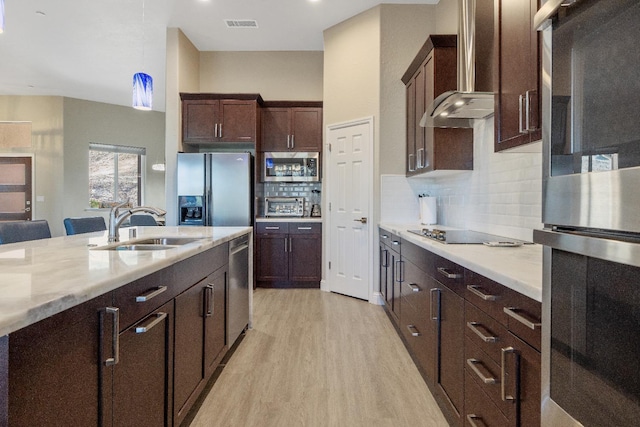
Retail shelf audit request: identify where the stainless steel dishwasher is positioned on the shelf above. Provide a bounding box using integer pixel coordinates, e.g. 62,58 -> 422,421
228,235 -> 250,347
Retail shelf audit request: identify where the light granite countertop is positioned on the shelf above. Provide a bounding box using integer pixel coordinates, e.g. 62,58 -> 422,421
379,223 -> 542,302
255,217 -> 322,223
0,226 -> 252,336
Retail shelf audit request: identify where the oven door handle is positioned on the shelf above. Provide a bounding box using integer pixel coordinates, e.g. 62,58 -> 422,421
534,0 -> 578,30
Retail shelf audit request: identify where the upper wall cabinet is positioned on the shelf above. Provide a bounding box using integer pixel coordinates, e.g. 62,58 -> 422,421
181,93 -> 263,145
261,102 -> 323,152
403,35 -> 473,176
494,0 -> 541,151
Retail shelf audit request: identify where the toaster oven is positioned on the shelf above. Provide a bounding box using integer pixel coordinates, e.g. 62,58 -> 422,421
264,197 -> 305,217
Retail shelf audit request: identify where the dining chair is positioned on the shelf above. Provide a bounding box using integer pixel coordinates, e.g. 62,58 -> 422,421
0,220 -> 52,244
129,214 -> 158,226
63,217 -> 107,235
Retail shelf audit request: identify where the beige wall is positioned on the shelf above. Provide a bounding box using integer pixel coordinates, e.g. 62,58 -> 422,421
165,28 -> 201,225
435,0 -> 459,34
200,51 -> 323,101
62,98 -> 166,229
0,96 -> 64,234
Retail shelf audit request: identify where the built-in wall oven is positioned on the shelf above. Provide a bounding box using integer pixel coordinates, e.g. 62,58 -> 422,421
534,0 -> 640,425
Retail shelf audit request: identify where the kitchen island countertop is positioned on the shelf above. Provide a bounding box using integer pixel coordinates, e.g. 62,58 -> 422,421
380,223 -> 542,302
0,226 -> 251,336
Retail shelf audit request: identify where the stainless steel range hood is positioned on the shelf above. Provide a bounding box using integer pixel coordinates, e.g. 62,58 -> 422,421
421,0 -> 494,128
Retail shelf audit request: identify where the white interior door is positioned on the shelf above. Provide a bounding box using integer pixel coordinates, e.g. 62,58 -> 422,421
326,118 -> 372,300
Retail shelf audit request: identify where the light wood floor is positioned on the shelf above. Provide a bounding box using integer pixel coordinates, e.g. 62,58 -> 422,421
189,288 -> 449,427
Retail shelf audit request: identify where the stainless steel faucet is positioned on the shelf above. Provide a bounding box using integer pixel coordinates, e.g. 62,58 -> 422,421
108,201 -> 167,242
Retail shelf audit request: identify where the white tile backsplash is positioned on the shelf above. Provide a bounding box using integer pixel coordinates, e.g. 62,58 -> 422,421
381,118 -> 543,242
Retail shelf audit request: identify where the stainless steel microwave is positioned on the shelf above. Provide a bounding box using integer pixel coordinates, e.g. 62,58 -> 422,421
263,152 -> 319,182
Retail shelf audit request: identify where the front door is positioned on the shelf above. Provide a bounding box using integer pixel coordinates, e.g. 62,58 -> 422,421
326,118 -> 372,301
0,156 -> 32,221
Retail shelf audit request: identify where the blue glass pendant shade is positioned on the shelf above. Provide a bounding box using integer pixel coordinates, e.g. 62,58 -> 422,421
0,0 -> 5,34
133,72 -> 153,110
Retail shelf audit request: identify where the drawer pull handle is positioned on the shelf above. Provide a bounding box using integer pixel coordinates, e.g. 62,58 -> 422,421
467,322 -> 498,343
136,285 -> 167,303
501,346 -> 518,402
408,283 -> 421,292
391,240 -> 400,246
104,307 -> 120,366
265,226 -> 280,230
135,312 -> 167,334
466,415 -> 484,427
503,307 -> 541,330
467,285 -> 498,301
204,284 -> 215,317
381,234 -> 389,239
297,226 -> 313,230
430,288 -> 441,321
437,267 -> 462,279
467,358 -> 498,384
407,325 -> 421,337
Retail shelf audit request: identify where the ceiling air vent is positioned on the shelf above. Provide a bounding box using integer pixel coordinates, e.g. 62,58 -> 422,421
224,19 -> 259,29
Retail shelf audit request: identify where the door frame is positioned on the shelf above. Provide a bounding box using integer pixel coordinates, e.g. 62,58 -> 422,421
0,153 -> 35,221
322,117 -> 381,305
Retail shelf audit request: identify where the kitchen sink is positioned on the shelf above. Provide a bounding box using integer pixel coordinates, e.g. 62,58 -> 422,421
94,237 -> 205,251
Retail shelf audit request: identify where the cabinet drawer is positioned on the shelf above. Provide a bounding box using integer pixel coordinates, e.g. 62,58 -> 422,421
465,301 -> 508,365
465,270 -> 541,351
401,238 -> 434,272
433,254 -> 465,296
400,300 -> 436,384
288,222 -> 321,235
464,336 -> 516,420
113,267 -> 177,331
256,222 -> 289,235
464,370 -> 509,427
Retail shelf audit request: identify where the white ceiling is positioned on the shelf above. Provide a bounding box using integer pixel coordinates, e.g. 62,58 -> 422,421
0,0 -> 438,112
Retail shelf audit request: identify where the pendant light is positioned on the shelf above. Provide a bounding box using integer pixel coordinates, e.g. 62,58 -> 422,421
132,0 -> 152,110
0,0 -> 5,34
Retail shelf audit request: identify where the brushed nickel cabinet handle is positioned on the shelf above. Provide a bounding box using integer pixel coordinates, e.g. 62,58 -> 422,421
467,285 -> 498,301
501,346 -> 518,402
467,358 -> 498,384
214,123 -> 218,138
265,226 -> 280,230
135,312 -> 167,334
381,249 -> 389,268
437,267 -> 462,279
219,123 -> 223,138
104,307 -> 120,366
519,94 -> 525,134
416,148 -> 425,169
466,414 -> 484,427
408,153 -> 415,172
467,322 -> 498,343
395,260 -> 404,283
503,307 -> 541,330
136,285 -> 167,303
297,226 -> 313,230
204,284 -> 215,317
391,240 -> 400,246
284,238 -> 288,253
291,134 -> 295,148
430,288 -> 441,321
408,283 -> 421,292
407,325 -> 421,337
381,234 -> 389,239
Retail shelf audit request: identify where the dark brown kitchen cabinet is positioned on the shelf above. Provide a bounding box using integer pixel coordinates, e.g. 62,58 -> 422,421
494,0 -> 541,151
111,300 -> 174,427
261,102 -> 323,152
181,93 -> 262,145
378,229 -> 396,313
464,270 -> 541,427
403,35 -> 473,176
256,221 -> 321,288
174,265 -> 227,426
7,293 -> 112,427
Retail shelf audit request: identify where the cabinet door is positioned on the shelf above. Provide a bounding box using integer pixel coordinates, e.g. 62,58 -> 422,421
290,108 -> 322,152
257,235 -> 289,281
289,234 -> 321,281
219,100 -> 257,142
436,283 -> 465,423
204,266 -> 227,374
406,78 -> 417,175
183,99 -> 219,142
261,107 -> 291,151
495,0 -> 541,151
414,61 -> 427,171
8,294 -> 111,427
112,300 -> 174,427
503,333 -> 541,427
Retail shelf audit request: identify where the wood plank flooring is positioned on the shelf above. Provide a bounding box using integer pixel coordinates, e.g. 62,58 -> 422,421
189,288 -> 449,427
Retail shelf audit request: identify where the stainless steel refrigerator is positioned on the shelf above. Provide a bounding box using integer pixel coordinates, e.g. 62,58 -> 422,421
177,152 -> 252,226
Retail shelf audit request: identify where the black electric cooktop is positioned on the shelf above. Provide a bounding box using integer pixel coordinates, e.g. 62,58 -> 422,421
407,228 -> 530,245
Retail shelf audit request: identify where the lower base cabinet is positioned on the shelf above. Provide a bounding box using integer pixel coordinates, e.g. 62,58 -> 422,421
4,242 -> 237,427
381,233 -> 541,427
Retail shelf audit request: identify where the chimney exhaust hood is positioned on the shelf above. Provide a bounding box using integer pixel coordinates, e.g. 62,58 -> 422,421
421,0 -> 494,129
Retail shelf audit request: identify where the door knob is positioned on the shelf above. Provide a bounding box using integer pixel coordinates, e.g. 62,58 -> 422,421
353,217 -> 367,224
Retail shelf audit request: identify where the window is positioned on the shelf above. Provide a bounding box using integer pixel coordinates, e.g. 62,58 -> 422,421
89,143 -> 146,208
